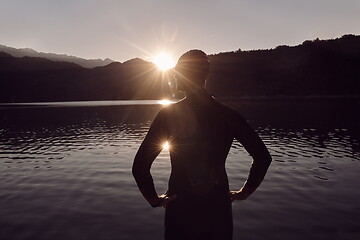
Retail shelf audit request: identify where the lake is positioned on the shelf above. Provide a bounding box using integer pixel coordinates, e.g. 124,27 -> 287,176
0,99 -> 360,240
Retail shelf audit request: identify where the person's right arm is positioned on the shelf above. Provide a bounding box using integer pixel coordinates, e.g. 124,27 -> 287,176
230,112 -> 272,201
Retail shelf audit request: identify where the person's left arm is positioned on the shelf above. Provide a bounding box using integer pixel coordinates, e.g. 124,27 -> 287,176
132,109 -> 175,207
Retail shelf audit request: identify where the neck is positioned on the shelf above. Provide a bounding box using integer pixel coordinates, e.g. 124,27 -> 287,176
186,88 -> 207,96
185,88 -> 213,101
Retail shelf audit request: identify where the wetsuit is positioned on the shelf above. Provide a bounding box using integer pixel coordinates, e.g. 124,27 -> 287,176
133,91 -> 271,240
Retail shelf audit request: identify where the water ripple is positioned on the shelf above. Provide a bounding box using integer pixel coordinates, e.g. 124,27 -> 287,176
1,102 -> 360,240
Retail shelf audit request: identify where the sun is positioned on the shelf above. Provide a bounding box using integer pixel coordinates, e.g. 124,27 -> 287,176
152,52 -> 176,71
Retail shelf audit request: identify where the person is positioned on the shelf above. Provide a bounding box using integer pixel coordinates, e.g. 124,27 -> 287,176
132,50 -> 272,240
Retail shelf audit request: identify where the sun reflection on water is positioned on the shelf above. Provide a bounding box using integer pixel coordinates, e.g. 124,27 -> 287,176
158,99 -> 174,106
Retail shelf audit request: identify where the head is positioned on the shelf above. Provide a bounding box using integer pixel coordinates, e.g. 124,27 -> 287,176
174,49 -> 210,93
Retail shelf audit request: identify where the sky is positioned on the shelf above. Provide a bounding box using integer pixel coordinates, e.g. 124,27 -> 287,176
0,0 -> 359,62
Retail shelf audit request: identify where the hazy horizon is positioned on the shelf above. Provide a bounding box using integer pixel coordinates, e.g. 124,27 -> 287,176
0,33 -> 355,63
1,0 -> 360,62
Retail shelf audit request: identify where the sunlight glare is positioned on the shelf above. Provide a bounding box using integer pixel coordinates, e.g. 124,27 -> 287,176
158,99 -> 174,106
152,53 -> 176,71
163,141 -> 170,150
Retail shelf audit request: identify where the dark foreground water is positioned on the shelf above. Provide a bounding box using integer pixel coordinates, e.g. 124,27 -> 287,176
0,99 -> 359,240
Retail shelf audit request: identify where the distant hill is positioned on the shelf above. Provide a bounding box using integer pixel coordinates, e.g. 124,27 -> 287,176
206,34 -> 360,98
0,53 -> 171,102
0,34 -> 359,103
0,44 -> 114,68
0,52 -> 82,71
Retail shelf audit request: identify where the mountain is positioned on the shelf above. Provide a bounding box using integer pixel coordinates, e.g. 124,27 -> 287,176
206,34 -> 360,97
0,34 -> 359,103
0,52 -> 82,71
0,52 -> 171,102
0,44 -> 114,68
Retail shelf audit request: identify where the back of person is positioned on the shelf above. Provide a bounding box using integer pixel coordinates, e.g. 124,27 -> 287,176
163,91 -> 236,239
133,49 -> 271,240
165,91 -> 234,197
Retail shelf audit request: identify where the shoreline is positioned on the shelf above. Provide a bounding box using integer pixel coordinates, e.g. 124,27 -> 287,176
215,95 -> 360,104
216,94 -> 360,100
1,95 -> 360,105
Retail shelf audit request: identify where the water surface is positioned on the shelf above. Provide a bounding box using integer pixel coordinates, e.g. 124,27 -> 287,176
1,99 -> 359,240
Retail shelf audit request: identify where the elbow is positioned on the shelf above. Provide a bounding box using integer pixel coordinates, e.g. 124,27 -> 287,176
132,158 -> 150,185
132,162 -> 141,182
265,152 -> 272,167
253,150 -> 272,167
132,164 -> 136,178
253,152 -> 272,172
267,153 -> 272,164
132,159 -> 141,182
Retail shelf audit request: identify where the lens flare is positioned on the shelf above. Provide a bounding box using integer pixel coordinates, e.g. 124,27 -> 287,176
152,53 -> 176,71
163,141 -> 170,150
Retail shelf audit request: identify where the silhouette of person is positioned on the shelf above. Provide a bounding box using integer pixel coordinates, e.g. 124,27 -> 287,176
133,50 -> 272,240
